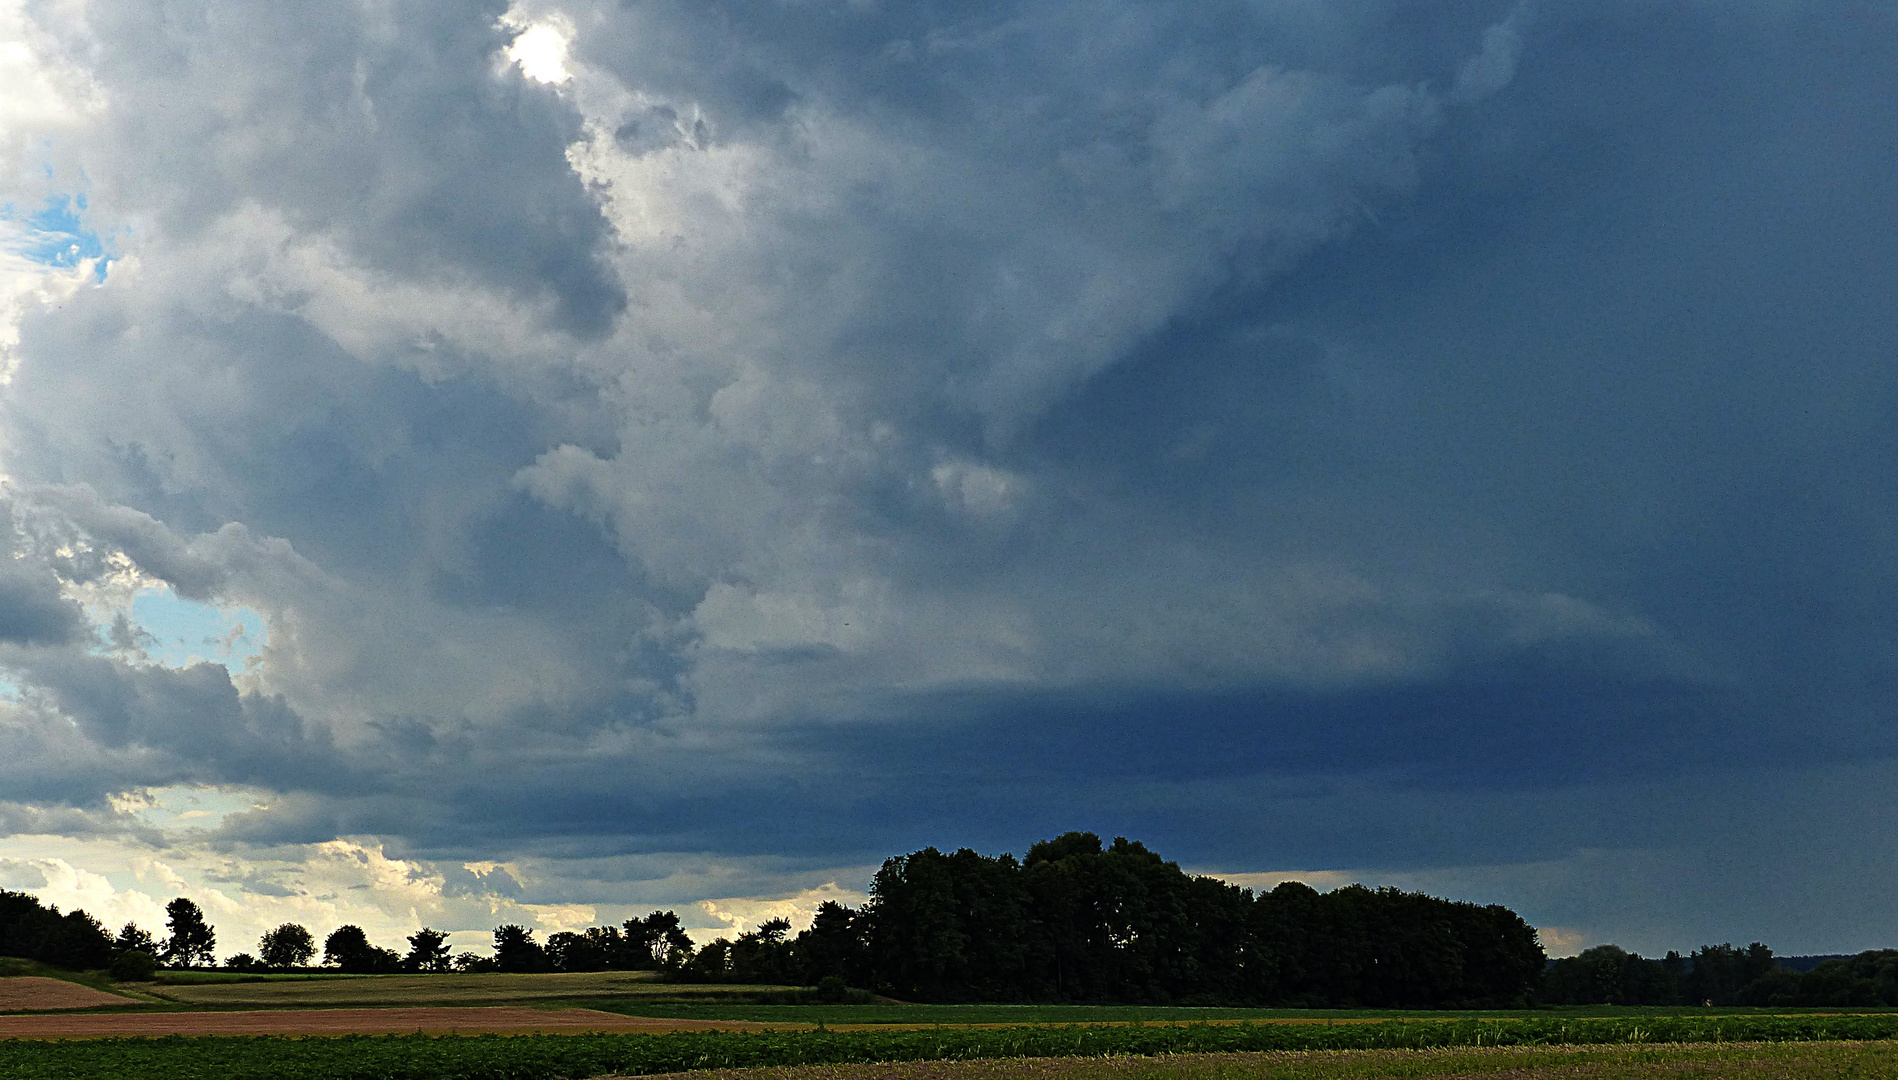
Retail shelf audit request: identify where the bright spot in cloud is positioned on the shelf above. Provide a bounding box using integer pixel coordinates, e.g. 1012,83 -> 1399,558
503,17 -> 571,84
1538,926 -> 1593,958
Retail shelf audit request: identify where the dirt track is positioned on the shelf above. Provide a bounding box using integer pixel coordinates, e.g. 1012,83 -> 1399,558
0,1006 -> 783,1039
0,977 -> 134,1012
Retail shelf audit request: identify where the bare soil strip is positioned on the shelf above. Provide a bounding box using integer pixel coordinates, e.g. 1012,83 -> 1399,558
0,977 -> 135,1012
0,1006 -> 783,1039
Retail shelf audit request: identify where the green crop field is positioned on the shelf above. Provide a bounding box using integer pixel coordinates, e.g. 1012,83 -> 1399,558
574,1000 -> 1898,1025
7,1013 -> 1898,1079
640,1043 -> 1898,1080
640,1042 -> 1898,1080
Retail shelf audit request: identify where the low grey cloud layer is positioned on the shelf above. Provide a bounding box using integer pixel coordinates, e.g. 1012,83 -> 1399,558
0,0 -> 1893,954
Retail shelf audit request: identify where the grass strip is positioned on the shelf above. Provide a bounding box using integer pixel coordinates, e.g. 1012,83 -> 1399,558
5,1014 -> 1898,1080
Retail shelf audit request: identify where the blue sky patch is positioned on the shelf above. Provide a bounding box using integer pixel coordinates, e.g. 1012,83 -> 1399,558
124,589 -> 266,671
2,194 -> 109,281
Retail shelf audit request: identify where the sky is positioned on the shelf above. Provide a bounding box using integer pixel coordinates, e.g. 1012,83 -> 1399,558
0,0 -> 1894,963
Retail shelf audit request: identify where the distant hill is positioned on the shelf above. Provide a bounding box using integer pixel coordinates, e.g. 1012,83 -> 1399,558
1776,955 -> 1852,973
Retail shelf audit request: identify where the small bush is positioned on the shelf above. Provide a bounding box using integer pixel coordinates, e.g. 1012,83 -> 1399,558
109,949 -> 158,981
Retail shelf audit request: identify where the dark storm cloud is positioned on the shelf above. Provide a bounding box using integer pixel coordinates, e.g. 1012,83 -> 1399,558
0,561 -> 85,647
0,649 -> 350,794
0,0 -> 1895,948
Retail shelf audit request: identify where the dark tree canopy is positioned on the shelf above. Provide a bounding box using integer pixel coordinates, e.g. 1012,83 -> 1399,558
1739,950 -> 1898,1007
0,891 -> 113,970
259,923 -> 316,969
838,834 -> 1545,1007
161,897 -> 216,969
112,922 -> 156,956
493,924 -> 550,973
323,924 -> 400,973
404,927 -> 453,973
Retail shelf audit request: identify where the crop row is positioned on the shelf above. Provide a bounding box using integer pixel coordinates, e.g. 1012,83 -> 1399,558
6,1014 -> 1898,1080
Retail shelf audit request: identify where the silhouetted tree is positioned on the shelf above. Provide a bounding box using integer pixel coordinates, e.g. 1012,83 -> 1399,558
161,897 -> 216,968
796,901 -> 873,987
683,937 -> 731,981
858,833 -> 1544,1006
0,892 -> 113,970
546,930 -> 600,972
453,951 -> 496,973
621,911 -> 694,969
728,918 -> 797,984
404,928 -> 453,973
1738,950 -> 1898,1006
1684,943 -> 1775,1005
113,923 -> 156,957
1541,945 -> 1682,1005
259,923 -> 316,969
493,924 -> 550,973
869,845 -> 1035,1001
324,925 -> 401,973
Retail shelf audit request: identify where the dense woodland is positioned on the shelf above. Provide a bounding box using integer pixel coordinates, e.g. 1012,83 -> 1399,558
1,831 -> 1891,1008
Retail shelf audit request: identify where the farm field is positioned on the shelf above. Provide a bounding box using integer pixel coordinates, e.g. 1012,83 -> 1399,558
0,978 -> 133,1012
5,1013 -> 1898,1078
612,1043 -> 1898,1080
0,1005 -> 780,1038
3,1027 -> 1898,1080
143,971 -> 801,1008
581,1000 -> 1898,1026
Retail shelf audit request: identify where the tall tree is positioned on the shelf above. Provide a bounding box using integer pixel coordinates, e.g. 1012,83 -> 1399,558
160,898 -> 216,969
621,911 -> 694,969
493,924 -> 550,973
404,928 -> 453,973
729,918 -> 798,984
258,923 -> 316,969
113,923 -> 156,956
324,925 -> 401,973
1684,943 -> 1776,1005
796,901 -> 873,987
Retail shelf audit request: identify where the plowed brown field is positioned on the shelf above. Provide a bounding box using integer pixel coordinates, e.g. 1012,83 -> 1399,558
0,977 -> 133,1012
0,1005 -> 784,1038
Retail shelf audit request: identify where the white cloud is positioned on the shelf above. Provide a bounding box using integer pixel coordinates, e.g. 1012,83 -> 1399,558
0,822 -> 614,959
697,881 -> 869,941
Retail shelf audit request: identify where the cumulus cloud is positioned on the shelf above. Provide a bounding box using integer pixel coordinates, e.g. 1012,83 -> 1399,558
0,0 -> 1890,952
698,881 -> 871,941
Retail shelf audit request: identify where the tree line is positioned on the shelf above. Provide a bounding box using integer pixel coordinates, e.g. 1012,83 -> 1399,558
0,835 -> 1547,1005
772,832 -> 1547,1006
1543,943 -> 1898,1008
5,831 -> 1890,1008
